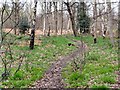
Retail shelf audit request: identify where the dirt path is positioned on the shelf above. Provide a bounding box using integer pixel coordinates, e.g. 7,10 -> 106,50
32,41 -> 87,88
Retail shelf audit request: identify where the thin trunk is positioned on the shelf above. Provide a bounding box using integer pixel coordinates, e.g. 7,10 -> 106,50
107,1 -> 114,46
14,2 -> 17,35
13,0 -> 19,35
61,1 -> 63,35
0,5 -> 5,46
29,0 -> 37,50
43,1 -> 46,36
102,0 -> 107,38
47,2 -> 52,36
118,1 -> 120,69
67,15 -> 70,31
64,2 -> 78,37
118,1 -> 120,39
53,2 -> 58,35
93,0 -> 97,43
98,0 -> 105,38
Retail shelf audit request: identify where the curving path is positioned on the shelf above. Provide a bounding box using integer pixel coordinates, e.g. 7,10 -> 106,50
32,41 -> 87,88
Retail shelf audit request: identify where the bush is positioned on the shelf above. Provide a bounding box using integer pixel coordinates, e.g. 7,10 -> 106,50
18,16 -> 30,34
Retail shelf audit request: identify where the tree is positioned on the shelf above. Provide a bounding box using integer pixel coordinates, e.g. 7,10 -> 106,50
77,2 -> 90,33
53,2 -> 58,35
12,0 -> 20,35
47,2 -> 52,36
107,1 -> 114,46
0,2 -> 25,80
43,0 -> 47,36
18,16 -> 30,34
60,1 -> 64,35
64,1 -> 78,37
118,0 -> 120,65
0,3 -> 14,45
93,0 -> 97,43
29,0 -> 38,50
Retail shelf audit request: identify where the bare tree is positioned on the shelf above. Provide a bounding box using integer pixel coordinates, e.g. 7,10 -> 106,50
53,2 -> 58,35
60,1 -> 64,35
0,2 -> 25,80
47,2 -> 52,36
93,0 -> 97,43
118,0 -> 120,66
12,0 -> 20,35
64,1 -> 78,37
107,1 -> 114,46
98,0 -> 106,38
118,1 -> 120,39
0,3 -> 14,46
29,0 -> 38,49
43,0 -> 47,36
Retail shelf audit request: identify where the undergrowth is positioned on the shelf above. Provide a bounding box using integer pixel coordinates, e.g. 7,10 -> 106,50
0,35 -> 76,88
62,35 -> 118,88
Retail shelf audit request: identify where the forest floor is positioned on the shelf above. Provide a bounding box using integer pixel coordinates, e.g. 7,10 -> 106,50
62,35 -> 119,88
33,40 -> 87,88
0,32 -> 119,88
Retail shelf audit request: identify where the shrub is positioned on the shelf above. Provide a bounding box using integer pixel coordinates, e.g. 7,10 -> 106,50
18,16 -> 30,34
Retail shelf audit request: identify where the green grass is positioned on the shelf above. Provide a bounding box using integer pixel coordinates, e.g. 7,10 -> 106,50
0,35 -> 77,88
91,85 -> 109,90
62,35 -> 118,88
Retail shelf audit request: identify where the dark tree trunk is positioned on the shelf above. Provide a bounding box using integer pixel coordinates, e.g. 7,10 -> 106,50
29,0 -> 37,50
118,1 -> 120,39
53,2 -> 58,35
14,2 -> 17,35
47,2 -> 52,36
47,26 -> 50,36
61,1 -> 63,35
64,2 -> 78,37
118,1 -> 120,54
93,0 -> 97,44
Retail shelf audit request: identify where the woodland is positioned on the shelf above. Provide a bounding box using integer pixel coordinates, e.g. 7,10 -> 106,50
0,0 -> 119,88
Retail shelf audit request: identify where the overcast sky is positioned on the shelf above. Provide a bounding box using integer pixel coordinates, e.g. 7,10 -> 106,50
0,0 -> 119,3
0,0 -> 118,15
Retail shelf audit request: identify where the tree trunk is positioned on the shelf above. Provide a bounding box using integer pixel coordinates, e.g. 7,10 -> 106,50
64,2 -> 78,37
14,2 -> 17,35
47,2 -> 52,36
43,1 -> 46,36
93,0 -> 97,43
13,0 -> 19,35
107,1 -> 114,46
118,1 -> 120,39
0,5 -> 5,45
29,0 -> 37,50
118,0 -> 120,64
67,15 -> 70,31
61,1 -> 63,35
53,2 -> 58,35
